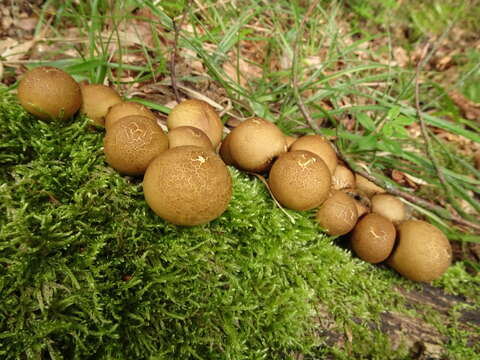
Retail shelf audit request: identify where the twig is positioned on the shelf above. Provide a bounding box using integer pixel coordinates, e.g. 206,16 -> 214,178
336,153 -> 480,233
169,2 -> 191,103
292,0 -> 322,132
415,42 -> 472,220
290,9 -> 480,233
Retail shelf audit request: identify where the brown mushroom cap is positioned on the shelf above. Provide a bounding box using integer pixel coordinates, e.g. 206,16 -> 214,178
103,115 -> 169,175
143,146 -> 232,226
387,220 -> 452,282
268,150 -> 331,211
371,194 -> 406,224
167,99 -> 223,148
219,132 -> 237,166
17,66 -> 82,121
167,126 -> 213,150
229,117 -> 287,173
80,84 -> 122,126
290,134 -> 337,175
355,174 -> 386,198
332,165 -> 355,190
316,191 -> 358,236
105,101 -> 156,129
351,213 -> 396,264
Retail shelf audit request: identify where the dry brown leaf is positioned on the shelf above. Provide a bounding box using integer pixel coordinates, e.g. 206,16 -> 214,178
223,55 -> 261,88
2,39 -> 36,62
448,91 -> 480,121
391,170 -> 418,189
393,46 -> 409,67
435,55 -> 453,71
18,17 -> 38,32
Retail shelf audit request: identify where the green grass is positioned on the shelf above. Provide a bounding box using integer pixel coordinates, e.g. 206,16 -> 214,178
1,0 -> 479,358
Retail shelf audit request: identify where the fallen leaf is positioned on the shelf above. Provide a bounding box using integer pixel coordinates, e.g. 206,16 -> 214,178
391,169 -> 419,189
2,40 -> 36,62
18,17 -> 38,32
448,91 -> 480,121
393,46 -> 409,67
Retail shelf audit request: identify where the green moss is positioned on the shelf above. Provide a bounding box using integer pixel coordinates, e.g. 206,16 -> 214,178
0,92 -> 476,358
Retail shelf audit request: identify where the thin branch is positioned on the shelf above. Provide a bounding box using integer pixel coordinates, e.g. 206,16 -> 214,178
336,153 -> 480,234
415,42 -> 473,220
291,10 -> 480,233
292,0 -> 322,132
169,2 -> 191,103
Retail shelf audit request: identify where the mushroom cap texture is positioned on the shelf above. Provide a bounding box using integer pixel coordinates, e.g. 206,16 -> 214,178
105,101 -> 156,129
290,134 -> 337,175
316,191 -> 358,236
332,165 -> 355,190
351,213 -> 396,264
143,146 -> 232,226
268,150 -> 331,211
104,115 -> 169,176
229,117 -> 287,173
387,220 -> 452,282
167,126 -> 213,150
80,84 -> 122,126
18,66 -> 82,121
219,132 -> 237,166
371,194 -> 406,224
355,174 -> 386,198
167,99 -> 223,148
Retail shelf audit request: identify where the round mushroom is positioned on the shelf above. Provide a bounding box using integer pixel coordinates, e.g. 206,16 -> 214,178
167,126 -> 213,150
143,146 -> 232,226
350,213 -> 396,264
167,99 -> 223,148
17,66 -> 82,121
103,115 -> 169,175
80,84 -> 122,126
105,101 -> 156,129
316,191 -> 358,236
268,150 -> 331,211
371,194 -> 406,224
229,117 -> 286,173
290,134 -> 337,175
387,220 -> 452,282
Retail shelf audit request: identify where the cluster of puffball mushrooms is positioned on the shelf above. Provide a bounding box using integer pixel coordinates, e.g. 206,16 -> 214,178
17,66 -> 453,283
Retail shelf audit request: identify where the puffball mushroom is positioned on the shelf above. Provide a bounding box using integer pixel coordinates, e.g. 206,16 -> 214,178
103,115 -> 169,176
219,132 -> 237,166
316,191 -> 358,236
105,101 -> 156,129
143,146 -> 232,226
350,213 -> 396,264
387,220 -> 452,282
332,165 -> 355,190
371,194 -> 406,224
229,117 -> 287,173
167,99 -> 223,148
290,134 -> 338,175
17,66 -> 82,121
355,174 -> 386,198
80,84 -> 122,126
268,150 -> 331,211
167,126 -> 213,150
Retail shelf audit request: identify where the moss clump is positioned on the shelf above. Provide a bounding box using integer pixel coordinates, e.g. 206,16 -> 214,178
0,93 -> 476,359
